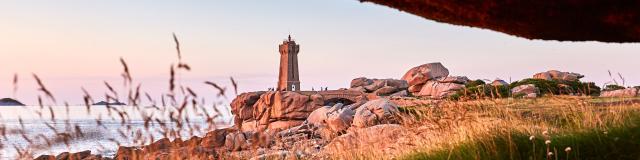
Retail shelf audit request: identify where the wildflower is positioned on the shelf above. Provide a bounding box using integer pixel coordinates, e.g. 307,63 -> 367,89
545,140 -> 551,145
529,136 -> 535,141
603,131 -> 608,135
565,147 -> 572,152
542,131 -> 549,136
547,152 -> 554,156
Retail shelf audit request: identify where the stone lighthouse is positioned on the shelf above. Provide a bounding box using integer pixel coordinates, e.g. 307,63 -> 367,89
277,35 -> 301,91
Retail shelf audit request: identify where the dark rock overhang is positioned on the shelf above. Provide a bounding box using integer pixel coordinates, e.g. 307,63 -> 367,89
360,0 -> 640,43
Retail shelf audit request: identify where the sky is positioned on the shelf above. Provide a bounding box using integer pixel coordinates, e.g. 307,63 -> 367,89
1,0 -> 639,105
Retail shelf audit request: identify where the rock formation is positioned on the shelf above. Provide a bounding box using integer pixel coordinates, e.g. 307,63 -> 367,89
360,0 -> 640,42
231,91 -> 265,126
416,80 -> 465,99
0,98 -> 25,106
250,91 -> 325,131
352,99 -> 399,128
349,77 -> 408,96
600,88 -> 639,97
511,84 -> 539,98
35,150 -> 103,160
402,63 -> 468,99
231,90 -> 367,133
402,62 -> 449,88
533,70 -> 584,81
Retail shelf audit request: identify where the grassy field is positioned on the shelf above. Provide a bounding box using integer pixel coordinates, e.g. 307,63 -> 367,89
394,96 -> 640,160
321,96 -> 640,159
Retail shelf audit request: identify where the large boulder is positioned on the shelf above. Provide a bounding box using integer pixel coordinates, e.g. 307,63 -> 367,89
350,77 -> 374,88
350,77 -> 408,96
437,76 -> 470,84
224,132 -> 252,151
407,84 -> 424,93
415,81 -> 465,99
402,62 -> 457,95
325,105 -> 356,133
352,99 -> 399,128
305,105 -> 332,126
511,84 -> 539,98
533,70 -> 584,81
600,88 -> 639,98
363,80 -> 386,92
200,128 -> 232,149
252,91 -> 325,131
306,103 -> 357,135
402,63 -> 450,94
231,92 -> 265,125
373,86 -> 401,96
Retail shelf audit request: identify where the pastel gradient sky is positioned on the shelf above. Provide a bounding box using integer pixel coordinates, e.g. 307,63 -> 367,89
1,1 -> 639,105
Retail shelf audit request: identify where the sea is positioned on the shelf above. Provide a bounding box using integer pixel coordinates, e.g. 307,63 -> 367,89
0,105 -> 232,159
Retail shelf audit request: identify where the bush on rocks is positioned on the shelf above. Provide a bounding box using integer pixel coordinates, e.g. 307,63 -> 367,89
510,79 -> 600,96
465,79 -> 486,88
450,84 -> 511,100
604,84 -> 626,91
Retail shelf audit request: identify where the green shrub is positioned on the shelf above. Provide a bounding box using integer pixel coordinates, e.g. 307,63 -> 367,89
455,84 -> 510,100
604,84 -> 626,91
466,79 -> 486,88
510,79 -> 560,95
451,78 -> 602,100
509,79 -> 601,96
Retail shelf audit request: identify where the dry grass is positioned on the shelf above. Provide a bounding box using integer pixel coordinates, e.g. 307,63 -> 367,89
318,96 -> 640,159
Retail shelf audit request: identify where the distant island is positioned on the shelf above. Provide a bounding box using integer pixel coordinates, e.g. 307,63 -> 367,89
0,98 -> 25,106
92,101 -> 126,106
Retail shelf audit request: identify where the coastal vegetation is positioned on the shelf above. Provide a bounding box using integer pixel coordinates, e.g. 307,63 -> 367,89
398,97 -> 640,160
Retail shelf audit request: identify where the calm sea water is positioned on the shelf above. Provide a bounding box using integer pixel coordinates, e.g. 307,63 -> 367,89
0,105 -> 232,159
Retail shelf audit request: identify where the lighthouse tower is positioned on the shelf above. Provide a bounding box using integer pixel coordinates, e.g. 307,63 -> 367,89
277,35 -> 301,91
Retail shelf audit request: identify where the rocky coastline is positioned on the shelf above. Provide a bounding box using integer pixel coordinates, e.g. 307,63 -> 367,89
36,62 -> 639,160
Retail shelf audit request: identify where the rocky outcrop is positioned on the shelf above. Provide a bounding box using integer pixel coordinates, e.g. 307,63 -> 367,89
600,88 -> 639,97
0,98 -> 25,106
402,63 -> 449,88
491,79 -> 509,86
511,84 -> 539,98
200,128 -> 233,149
360,0 -> 640,42
402,63 -> 469,99
349,77 -> 408,96
437,76 -> 470,84
325,105 -> 356,133
303,104 -> 358,140
231,92 -> 265,126
416,81 -> 465,99
252,91 -> 325,131
533,70 -> 584,81
352,99 -> 399,128
35,150 -> 102,160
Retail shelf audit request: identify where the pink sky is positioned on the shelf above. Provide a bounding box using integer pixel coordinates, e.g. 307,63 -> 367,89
1,1 -> 639,105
